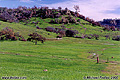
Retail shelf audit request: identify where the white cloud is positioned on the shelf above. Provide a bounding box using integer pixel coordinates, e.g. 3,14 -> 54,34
40,0 -> 120,21
20,0 -> 34,2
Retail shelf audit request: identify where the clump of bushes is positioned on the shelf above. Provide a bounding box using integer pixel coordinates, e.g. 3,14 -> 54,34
44,26 -> 79,38
65,30 -> 77,37
74,34 -> 99,40
44,26 -> 66,37
0,27 -> 25,41
112,35 -> 120,41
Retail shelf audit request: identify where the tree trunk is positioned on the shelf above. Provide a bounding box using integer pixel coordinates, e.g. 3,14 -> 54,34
35,40 -> 37,45
107,58 -> 109,63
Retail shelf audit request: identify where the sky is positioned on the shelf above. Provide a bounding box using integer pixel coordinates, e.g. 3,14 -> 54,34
0,0 -> 120,21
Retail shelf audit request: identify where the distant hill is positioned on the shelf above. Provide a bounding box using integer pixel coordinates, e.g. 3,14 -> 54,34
0,6 -> 101,26
0,6 -> 120,41
99,19 -> 120,29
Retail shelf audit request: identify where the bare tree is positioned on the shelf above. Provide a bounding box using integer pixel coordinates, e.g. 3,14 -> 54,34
58,7 -> 62,11
74,5 -> 80,13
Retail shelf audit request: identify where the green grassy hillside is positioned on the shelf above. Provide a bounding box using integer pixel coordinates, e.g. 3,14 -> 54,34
0,21 -> 58,38
0,16 -> 120,80
20,16 -> 120,39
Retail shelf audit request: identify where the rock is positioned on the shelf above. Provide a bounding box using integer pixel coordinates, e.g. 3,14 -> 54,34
43,69 -> 48,71
111,57 -> 114,58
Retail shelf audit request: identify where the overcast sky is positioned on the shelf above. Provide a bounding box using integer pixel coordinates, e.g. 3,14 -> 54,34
0,0 -> 120,21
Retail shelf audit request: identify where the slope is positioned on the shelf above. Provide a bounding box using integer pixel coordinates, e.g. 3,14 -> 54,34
0,7 -> 120,80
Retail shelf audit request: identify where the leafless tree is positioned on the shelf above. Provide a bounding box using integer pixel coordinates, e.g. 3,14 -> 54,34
74,5 -> 80,13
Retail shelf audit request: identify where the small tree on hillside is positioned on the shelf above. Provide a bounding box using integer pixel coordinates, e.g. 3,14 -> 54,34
27,33 -> 46,45
58,7 -> 62,11
74,5 -> 80,13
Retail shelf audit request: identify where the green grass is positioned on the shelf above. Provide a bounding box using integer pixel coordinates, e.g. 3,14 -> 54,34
0,17 -> 120,80
0,38 -> 120,80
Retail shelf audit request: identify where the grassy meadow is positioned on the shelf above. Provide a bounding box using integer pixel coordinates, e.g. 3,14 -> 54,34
0,17 -> 120,80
